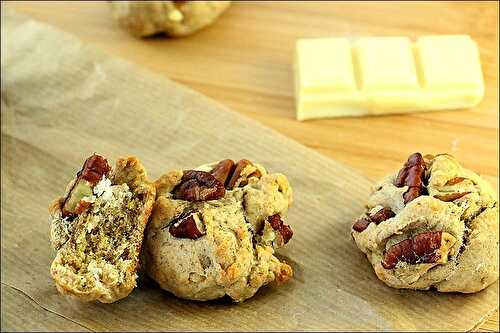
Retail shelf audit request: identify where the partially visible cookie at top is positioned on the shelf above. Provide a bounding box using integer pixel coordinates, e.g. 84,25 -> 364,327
49,154 -> 156,303
109,1 -> 231,37
351,152 -> 498,293
142,159 -> 294,302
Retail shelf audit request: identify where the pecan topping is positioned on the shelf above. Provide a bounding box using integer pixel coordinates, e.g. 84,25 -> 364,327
77,154 -> 112,186
226,159 -> 261,190
381,231 -> 457,269
169,212 -> 204,239
370,207 -> 395,224
267,214 -> 293,244
173,170 -> 225,202
394,152 -> 427,204
62,154 -> 111,218
209,159 -> 262,190
226,159 -> 252,190
209,159 -> 235,186
352,207 -> 395,232
434,192 -> 470,202
352,218 -> 372,232
446,177 -> 466,185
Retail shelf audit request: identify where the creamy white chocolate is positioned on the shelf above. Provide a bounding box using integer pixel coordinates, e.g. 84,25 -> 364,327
294,35 -> 484,120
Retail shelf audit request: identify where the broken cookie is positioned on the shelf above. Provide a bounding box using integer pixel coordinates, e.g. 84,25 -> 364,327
142,159 -> 294,302
352,153 -> 498,293
49,154 -> 156,303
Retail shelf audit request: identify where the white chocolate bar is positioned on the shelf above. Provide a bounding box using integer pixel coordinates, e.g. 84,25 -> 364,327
294,35 -> 484,120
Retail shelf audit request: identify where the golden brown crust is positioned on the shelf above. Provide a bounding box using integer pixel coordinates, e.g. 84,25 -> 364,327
435,207 -> 499,293
113,156 -> 149,191
154,169 -> 184,197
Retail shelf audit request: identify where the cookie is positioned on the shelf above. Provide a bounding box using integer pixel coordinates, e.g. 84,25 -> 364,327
352,153 -> 498,293
142,159 -> 294,302
49,154 -> 156,303
109,1 -> 231,37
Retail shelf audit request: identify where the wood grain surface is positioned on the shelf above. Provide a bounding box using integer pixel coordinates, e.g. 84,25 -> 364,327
5,1 -> 499,331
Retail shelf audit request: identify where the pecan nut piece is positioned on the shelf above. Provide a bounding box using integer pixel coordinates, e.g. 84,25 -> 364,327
226,159 -> 262,190
434,192 -> 470,202
394,152 -> 427,204
267,214 -> 293,244
352,207 -> 395,232
381,231 -> 456,269
370,207 -> 396,224
209,159 -> 235,186
62,154 -> 111,218
169,211 -> 205,240
173,170 -> 225,202
446,177 -> 466,185
352,218 -> 372,232
78,154 -> 112,185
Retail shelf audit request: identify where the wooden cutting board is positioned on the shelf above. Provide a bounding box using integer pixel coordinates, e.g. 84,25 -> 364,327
3,1 -> 499,331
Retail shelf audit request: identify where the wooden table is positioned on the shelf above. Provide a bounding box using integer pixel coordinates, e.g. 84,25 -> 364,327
7,1 -> 499,331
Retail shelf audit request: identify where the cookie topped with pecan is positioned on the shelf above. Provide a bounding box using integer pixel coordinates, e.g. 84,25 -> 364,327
49,154 -> 156,303
142,159 -> 294,302
351,153 -> 498,293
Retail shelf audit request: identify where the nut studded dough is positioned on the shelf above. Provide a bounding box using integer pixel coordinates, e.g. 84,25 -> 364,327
109,1 -> 231,37
49,155 -> 156,303
142,159 -> 294,302
352,153 -> 498,293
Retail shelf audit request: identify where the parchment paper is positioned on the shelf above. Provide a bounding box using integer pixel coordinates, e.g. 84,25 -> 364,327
1,9 -> 498,332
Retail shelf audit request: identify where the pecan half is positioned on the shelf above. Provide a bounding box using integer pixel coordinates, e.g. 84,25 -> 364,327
226,159 -> 262,190
381,231 -> 456,269
209,159 -> 235,186
352,207 -> 395,232
267,214 -> 293,244
446,177 -> 466,185
173,170 -> 225,202
394,152 -> 427,204
169,211 -> 205,240
226,159 -> 251,190
434,192 -> 470,202
352,218 -> 372,232
62,154 -> 111,218
209,159 -> 263,190
370,207 -> 395,224
77,154 -> 112,186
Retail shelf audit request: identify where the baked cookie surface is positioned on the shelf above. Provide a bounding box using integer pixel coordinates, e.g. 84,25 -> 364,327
49,154 -> 156,303
352,153 -> 498,293
110,1 -> 231,37
143,159 -> 294,302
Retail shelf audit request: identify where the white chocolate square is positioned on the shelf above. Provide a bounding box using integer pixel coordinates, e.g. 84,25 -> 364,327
354,37 -> 419,91
296,38 -> 357,94
416,35 -> 483,90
